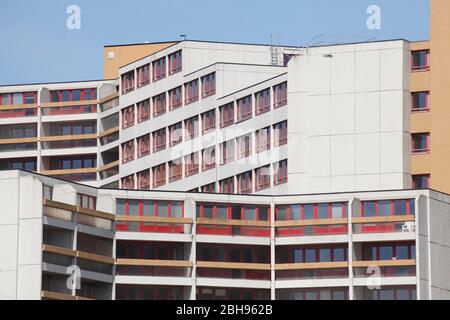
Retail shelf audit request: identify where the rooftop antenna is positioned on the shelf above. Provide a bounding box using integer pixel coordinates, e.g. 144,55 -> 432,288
180,34 -> 187,41
270,33 -> 281,66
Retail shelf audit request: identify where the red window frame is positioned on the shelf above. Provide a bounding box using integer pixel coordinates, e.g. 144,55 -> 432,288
196,203 -> 271,237
168,86 -> 182,110
116,199 -> 185,233
185,152 -> 199,177
255,166 -> 270,191
411,91 -> 430,112
362,242 -> 415,261
202,147 -> 216,171
50,88 -> 97,103
152,57 -> 166,81
361,200 -> 415,217
77,193 -> 96,210
152,128 -> 166,153
122,105 -> 135,129
201,73 -> 216,98
274,82 -> 287,108
137,134 -> 150,158
219,177 -> 234,193
202,109 -> 216,134
122,140 -> 135,164
411,50 -> 430,72
237,134 -> 252,159
152,93 -> 166,117
137,99 -> 150,123
185,79 -> 199,105
412,174 -> 430,189
169,122 -> 183,147
273,121 -> 287,147
411,133 -> 430,154
256,127 -> 271,153
169,159 -> 183,183
236,95 -> 252,122
201,183 -> 216,193
255,88 -> 271,115
237,171 -> 253,194
121,175 -> 135,190
168,50 -> 182,75
0,92 -> 38,105
274,159 -> 288,185
121,71 -> 135,95
220,140 -> 235,165
219,103 -> 234,128
137,170 -> 150,190
137,64 -> 150,88
152,163 -> 166,188
184,116 -> 199,140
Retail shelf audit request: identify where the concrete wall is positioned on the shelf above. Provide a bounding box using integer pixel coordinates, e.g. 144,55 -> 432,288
288,40 -> 411,194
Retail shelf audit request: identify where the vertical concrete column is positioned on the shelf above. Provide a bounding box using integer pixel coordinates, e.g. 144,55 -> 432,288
270,199 -> 276,300
348,197 -> 360,300
184,198 -> 197,300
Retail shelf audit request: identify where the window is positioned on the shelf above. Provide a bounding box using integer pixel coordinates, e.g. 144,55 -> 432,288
413,175 -> 430,189
185,152 -> 199,177
121,175 -> 135,190
274,82 -> 287,108
273,121 -> 287,147
219,103 -> 234,128
277,245 -> 348,264
237,96 -> 252,122
137,170 -> 150,190
152,128 -> 166,152
201,183 -> 216,193
0,92 -> 37,105
168,122 -> 183,147
168,86 -> 182,110
184,116 -> 199,140
274,159 -> 288,185
137,64 -> 150,88
202,109 -> 216,134
276,203 -> 348,221
219,177 -> 234,193
220,140 -> 235,165
153,93 -> 166,117
137,134 -> 150,158
255,88 -> 270,115
169,159 -> 182,182
256,127 -> 271,153
202,147 -> 216,171
411,50 -> 430,72
168,50 -> 182,75
237,171 -> 252,194
201,73 -> 216,98
361,199 -> 415,217
411,92 -> 429,112
237,134 -> 252,159
50,89 -> 96,102
3,158 -> 37,171
152,163 -> 166,188
50,156 -> 96,170
121,71 -> 135,94
122,105 -> 135,129
255,166 -> 270,191
137,99 -> 150,123
185,79 -> 199,104
122,140 -> 135,164
77,194 -> 96,210
152,57 -> 166,81
363,242 -> 415,261
412,133 -> 430,153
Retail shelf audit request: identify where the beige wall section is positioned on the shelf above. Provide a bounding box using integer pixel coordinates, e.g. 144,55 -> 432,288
427,0 -> 450,192
103,42 -> 177,79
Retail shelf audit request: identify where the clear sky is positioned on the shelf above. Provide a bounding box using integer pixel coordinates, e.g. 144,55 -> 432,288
0,0 -> 430,85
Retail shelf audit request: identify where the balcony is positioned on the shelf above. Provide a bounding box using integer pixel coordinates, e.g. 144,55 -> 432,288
41,134 -> 97,150
352,215 -> 415,234
41,167 -> 97,181
197,218 -> 271,237
116,215 -> 193,234
41,100 -> 97,116
116,259 -> 192,277
275,261 -> 349,280
0,104 -> 37,119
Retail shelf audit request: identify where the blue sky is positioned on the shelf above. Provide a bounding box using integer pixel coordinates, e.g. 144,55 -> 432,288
0,0 -> 429,85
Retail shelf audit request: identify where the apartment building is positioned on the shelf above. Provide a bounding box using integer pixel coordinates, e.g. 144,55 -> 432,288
1,169 -> 449,300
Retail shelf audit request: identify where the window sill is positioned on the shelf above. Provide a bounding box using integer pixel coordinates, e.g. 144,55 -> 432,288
169,104 -> 182,111
137,81 -> 150,89
185,97 -> 199,105
202,91 -> 216,99
411,108 -> 430,113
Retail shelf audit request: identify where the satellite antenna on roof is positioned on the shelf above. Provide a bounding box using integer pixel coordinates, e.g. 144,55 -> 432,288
180,34 -> 187,41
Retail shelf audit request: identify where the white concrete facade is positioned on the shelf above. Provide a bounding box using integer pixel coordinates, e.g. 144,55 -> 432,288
1,170 -> 449,300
